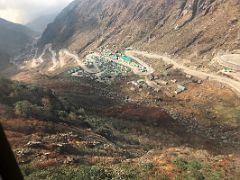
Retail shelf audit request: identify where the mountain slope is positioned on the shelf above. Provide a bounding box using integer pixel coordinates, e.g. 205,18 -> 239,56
0,18 -> 37,74
1,79 -> 239,180
0,51 -> 10,66
38,0 -> 240,59
0,18 -> 37,55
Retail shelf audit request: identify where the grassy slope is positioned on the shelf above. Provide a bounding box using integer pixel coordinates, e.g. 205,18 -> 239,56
0,78 -> 239,179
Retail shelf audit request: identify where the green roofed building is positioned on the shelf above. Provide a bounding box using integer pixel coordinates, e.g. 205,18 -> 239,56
121,56 -> 133,63
224,67 -> 233,73
175,85 -> 186,94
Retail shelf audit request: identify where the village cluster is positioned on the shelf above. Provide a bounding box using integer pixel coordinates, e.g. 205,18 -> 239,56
68,48 -> 147,84
67,48 -> 204,95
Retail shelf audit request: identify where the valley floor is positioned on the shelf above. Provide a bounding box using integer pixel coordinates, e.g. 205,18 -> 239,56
1,47 -> 240,179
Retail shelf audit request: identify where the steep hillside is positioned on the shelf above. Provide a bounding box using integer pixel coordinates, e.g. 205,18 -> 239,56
0,18 -> 37,75
0,49 -> 18,77
38,0 -> 240,59
1,78 -> 239,179
0,18 -> 37,55
0,51 -> 10,67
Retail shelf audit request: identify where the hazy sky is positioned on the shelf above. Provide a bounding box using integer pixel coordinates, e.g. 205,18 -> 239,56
0,0 -> 73,24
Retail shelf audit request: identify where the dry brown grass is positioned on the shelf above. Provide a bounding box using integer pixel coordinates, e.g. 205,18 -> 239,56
32,159 -> 58,169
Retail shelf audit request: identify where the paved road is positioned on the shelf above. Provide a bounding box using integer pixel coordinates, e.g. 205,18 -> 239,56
128,50 -> 240,96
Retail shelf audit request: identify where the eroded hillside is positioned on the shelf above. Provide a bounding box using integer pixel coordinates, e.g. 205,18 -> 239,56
39,0 -> 240,60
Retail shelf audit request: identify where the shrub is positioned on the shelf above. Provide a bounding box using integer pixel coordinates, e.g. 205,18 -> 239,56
3,106 -> 15,119
193,171 -> 205,180
14,101 -> 34,118
57,144 -> 81,155
57,110 -> 68,120
23,165 -> 114,180
159,175 -> 170,180
38,107 -> 56,121
142,163 -> 155,171
208,171 -> 223,180
14,100 -> 57,121
41,97 -> 53,110
174,157 -> 188,171
0,79 -> 82,123
89,166 -> 113,179
67,112 -> 78,121
96,127 -> 114,140
188,161 -> 203,171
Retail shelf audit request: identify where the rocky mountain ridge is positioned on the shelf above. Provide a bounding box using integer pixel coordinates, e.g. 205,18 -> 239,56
38,0 -> 240,60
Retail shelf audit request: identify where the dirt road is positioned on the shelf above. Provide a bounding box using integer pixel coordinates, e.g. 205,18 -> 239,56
128,50 -> 240,96
48,45 -> 58,71
63,50 -> 101,74
30,44 -> 50,68
125,53 -> 155,75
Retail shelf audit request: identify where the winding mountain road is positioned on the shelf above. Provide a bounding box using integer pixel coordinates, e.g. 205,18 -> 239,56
48,46 -> 58,71
125,53 -> 155,75
30,44 -> 50,68
62,50 -> 101,74
127,50 -> 240,96
26,44 -> 240,96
